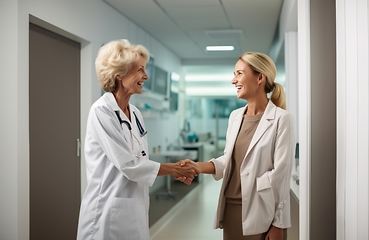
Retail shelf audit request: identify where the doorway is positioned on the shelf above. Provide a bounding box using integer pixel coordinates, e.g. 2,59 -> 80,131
29,23 -> 81,239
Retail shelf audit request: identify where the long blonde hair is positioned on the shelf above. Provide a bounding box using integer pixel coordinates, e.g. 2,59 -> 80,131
239,52 -> 286,110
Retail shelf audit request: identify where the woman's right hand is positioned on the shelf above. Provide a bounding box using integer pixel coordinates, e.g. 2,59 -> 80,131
175,159 -> 200,185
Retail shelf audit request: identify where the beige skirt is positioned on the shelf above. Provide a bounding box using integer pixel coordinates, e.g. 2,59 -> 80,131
222,203 -> 287,240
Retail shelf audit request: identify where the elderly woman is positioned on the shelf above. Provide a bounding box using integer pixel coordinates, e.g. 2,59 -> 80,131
76,39 -> 199,240
180,52 -> 295,240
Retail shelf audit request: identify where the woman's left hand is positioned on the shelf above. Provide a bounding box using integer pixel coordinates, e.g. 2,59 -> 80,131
265,225 -> 284,240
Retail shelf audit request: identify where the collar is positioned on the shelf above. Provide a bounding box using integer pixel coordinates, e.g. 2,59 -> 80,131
103,92 -> 131,122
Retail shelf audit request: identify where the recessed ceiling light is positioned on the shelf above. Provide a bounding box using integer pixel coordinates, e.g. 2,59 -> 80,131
186,87 -> 236,96
206,46 -> 234,51
185,74 -> 233,81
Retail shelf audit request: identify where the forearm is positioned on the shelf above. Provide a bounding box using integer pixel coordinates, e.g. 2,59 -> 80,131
198,161 -> 215,174
157,163 -> 175,176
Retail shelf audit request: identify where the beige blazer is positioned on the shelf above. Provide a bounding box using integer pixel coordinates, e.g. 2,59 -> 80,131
211,100 -> 295,235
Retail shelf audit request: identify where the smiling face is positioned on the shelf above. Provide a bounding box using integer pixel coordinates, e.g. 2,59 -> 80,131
116,55 -> 148,96
232,59 -> 264,101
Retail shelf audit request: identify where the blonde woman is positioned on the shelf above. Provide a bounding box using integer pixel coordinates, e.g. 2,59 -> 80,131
77,39 -> 199,240
180,52 -> 295,240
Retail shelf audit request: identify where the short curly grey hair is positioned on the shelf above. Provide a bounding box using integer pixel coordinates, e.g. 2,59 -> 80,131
95,39 -> 150,92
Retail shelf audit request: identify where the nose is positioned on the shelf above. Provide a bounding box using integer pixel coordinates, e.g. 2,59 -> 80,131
231,76 -> 237,84
143,70 -> 148,80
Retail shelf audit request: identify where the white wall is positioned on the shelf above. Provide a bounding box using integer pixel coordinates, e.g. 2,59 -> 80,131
269,0 -> 297,61
0,0 -> 181,239
0,2 -> 20,239
285,31 -> 298,143
336,0 -> 369,239
297,0 -> 311,239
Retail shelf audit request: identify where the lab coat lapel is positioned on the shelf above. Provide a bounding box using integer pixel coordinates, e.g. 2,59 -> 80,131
104,92 -> 121,112
245,101 -> 276,157
227,107 -> 245,152
103,92 -> 137,145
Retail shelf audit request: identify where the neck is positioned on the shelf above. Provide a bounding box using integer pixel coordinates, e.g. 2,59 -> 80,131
113,91 -> 131,119
245,97 -> 269,116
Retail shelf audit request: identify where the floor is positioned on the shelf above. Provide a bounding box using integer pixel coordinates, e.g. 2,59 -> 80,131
149,174 -> 299,240
150,175 -> 223,240
149,178 -> 199,227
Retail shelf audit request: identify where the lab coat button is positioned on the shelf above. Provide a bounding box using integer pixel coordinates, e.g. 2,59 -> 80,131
244,198 -> 248,201
246,172 -> 249,176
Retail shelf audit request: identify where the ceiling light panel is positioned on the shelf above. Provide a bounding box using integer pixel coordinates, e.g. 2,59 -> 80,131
185,74 -> 234,81
186,86 -> 237,96
206,46 -> 234,51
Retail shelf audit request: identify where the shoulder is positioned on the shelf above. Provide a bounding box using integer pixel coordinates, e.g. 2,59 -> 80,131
89,95 -> 106,111
276,106 -> 291,118
229,106 -> 246,119
273,107 -> 294,131
266,101 -> 292,120
88,94 -> 114,119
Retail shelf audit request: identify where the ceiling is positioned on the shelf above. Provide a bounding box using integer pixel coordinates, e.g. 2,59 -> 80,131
103,0 -> 285,96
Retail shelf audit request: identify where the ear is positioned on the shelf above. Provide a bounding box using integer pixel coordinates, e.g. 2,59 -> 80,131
116,74 -> 123,81
257,73 -> 265,84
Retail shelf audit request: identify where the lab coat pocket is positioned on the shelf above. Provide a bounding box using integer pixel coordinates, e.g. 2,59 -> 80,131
109,197 -> 142,240
256,173 -> 275,222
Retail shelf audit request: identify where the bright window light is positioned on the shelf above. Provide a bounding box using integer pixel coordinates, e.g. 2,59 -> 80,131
206,46 -> 234,51
185,74 -> 233,81
170,72 -> 180,81
186,87 -> 237,96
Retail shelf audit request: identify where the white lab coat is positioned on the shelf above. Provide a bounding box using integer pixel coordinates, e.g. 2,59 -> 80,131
211,101 -> 295,235
77,92 -> 160,240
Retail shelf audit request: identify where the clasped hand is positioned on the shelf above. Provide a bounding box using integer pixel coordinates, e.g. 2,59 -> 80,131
174,159 -> 199,185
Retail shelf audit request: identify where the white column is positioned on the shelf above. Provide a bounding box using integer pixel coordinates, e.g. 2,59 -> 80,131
0,1 -> 27,239
297,1 -> 311,239
336,0 -> 369,239
299,0 -> 337,239
285,32 -> 299,142
285,31 -> 299,200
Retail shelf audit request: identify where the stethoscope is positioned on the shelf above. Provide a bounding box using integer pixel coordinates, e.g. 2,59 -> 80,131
115,110 -> 147,157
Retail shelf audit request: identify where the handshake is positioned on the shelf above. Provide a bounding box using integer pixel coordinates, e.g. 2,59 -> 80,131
173,159 -> 201,185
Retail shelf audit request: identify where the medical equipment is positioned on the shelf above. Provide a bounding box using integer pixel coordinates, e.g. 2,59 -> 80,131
115,111 -> 147,157
133,111 -> 147,137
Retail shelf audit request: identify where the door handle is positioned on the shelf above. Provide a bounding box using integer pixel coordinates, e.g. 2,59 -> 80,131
77,139 -> 81,157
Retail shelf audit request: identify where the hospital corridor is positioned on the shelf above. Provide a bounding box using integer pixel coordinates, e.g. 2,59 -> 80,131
149,174 -> 299,240
150,175 -> 223,240
4,0 -> 366,239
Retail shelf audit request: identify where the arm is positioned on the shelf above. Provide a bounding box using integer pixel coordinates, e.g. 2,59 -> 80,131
158,162 -> 200,179
178,159 -> 215,174
174,108 -> 243,183
174,160 -> 215,184
196,161 -> 215,174
269,113 -> 295,229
